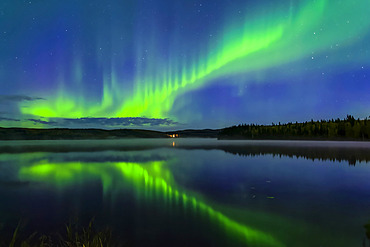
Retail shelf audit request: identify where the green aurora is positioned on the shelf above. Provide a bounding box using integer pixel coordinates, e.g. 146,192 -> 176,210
18,0 -> 370,123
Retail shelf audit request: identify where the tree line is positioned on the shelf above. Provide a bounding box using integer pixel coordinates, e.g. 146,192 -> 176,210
219,115 -> 370,140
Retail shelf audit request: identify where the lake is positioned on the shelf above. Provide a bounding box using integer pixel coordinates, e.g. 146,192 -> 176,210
0,139 -> 369,247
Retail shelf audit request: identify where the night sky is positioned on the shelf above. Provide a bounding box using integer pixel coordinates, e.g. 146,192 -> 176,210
0,0 -> 369,130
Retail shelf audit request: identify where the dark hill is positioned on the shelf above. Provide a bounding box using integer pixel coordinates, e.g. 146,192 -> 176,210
0,127 -> 220,140
0,127 -> 168,140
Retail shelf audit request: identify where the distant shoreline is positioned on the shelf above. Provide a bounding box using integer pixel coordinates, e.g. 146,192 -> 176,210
0,126 -> 369,141
218,116 -> 370,142
1,116 -> 369,141
0,127 -> 220,140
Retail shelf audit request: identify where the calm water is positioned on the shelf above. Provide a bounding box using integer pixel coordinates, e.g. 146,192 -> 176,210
0,139 -> 370,247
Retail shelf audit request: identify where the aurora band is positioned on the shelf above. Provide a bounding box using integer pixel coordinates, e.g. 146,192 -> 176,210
20,0 -> 370,121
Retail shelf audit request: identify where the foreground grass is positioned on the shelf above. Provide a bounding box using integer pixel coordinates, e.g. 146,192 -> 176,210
2,219 -> 370,246
1,220 -> 115,247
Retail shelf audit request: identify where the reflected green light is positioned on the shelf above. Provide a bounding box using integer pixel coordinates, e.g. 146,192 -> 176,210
19,160 -> 284,247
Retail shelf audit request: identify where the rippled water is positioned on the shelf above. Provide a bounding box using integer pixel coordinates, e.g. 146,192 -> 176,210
0,139 -> 369,246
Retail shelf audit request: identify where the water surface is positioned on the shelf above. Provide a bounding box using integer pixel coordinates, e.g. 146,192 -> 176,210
0,139 -> 369,246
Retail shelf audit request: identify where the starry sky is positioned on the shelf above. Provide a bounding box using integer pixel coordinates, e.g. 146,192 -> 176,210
0,0 -> 369,130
